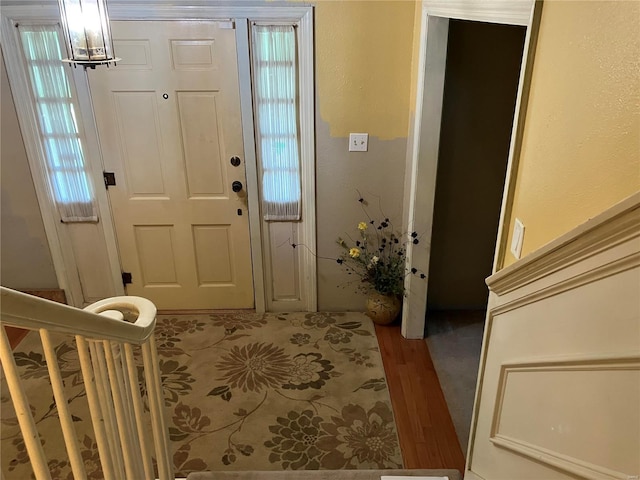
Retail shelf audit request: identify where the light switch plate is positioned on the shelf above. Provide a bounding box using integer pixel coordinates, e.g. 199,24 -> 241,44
349,133 -> 368,152
510,218 -> 525,259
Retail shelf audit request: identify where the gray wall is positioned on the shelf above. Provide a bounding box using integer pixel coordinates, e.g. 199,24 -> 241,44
426,20 -> 526,310
316,119 -> 407,311
1,48 -> 59,289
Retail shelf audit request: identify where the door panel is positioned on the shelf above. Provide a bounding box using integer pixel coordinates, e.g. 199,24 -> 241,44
176,91 -> 225,196
113,91 -> 166,195
134,225 -> 178,285
88,21 -> 253,309
192,225 -> 234,284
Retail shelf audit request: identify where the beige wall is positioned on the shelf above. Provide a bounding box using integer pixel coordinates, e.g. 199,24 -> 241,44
315,1 -> 416,140
314,1 -> 417,309
0,48 -> 58,289
503,1 -> 640,267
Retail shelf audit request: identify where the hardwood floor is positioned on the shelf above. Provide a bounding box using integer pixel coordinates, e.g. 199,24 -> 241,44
376,323 -> 466,474
4,326 -> 29,349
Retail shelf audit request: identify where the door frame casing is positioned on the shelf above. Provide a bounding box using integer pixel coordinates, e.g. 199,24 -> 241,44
0,4 -> 125,306
235,12 -> 317,313
402,0 -> 539,339
0,2 -> 317,313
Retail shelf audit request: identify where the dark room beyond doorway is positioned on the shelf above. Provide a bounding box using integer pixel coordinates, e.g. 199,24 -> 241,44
427,19 -> 527,313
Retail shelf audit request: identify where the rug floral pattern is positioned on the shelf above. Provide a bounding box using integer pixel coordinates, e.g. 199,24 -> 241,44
1,312 -> 403,478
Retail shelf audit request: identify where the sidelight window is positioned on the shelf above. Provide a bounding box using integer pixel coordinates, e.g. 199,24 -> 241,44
251,24 -> 301,221
18,24 -> 97,222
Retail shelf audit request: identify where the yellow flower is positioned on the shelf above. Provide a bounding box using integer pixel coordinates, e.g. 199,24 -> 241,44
349,248 -> 361,258
357,222 -> 368,231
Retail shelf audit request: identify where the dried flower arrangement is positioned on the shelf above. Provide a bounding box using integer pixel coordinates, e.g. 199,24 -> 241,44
335,197 -> 425,297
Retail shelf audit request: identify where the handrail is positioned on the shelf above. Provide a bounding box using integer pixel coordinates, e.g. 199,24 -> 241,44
0,287 -> 156,343
0,286 -> 173,480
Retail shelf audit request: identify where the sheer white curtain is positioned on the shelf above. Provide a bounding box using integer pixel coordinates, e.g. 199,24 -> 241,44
251,25 -> 301,221
18,24 -> 98,223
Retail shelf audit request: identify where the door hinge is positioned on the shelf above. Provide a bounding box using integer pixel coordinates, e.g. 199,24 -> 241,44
121,272 -> 132,286
103,171 -> 116,189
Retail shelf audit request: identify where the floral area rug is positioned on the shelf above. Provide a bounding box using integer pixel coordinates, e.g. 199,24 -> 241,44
1,312 -> 403,478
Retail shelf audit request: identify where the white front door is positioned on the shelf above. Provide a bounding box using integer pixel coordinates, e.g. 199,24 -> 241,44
88,21 -> 254,309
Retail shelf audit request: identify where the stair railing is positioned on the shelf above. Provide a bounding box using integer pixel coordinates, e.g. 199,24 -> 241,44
0,286 -> 174,480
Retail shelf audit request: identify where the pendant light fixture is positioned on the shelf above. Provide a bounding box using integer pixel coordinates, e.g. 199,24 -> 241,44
57,0 -> 120,68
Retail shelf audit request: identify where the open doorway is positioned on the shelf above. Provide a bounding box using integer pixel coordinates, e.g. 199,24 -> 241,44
425,19 -> 526,453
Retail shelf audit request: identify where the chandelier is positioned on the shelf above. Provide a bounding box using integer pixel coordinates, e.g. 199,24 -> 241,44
57,0 -> 120,68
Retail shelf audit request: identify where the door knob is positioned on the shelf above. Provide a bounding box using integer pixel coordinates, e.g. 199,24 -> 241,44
232,181 -> 243,193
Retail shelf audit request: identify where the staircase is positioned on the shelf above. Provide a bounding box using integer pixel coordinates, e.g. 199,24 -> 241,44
0,286 -> 173,480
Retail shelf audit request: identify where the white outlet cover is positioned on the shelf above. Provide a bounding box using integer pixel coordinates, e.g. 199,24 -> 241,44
510,218 -> 525,259
349,133 -> 368,152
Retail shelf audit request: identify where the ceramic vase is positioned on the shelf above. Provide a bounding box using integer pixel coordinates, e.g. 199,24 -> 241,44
366,291 -> 401,325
